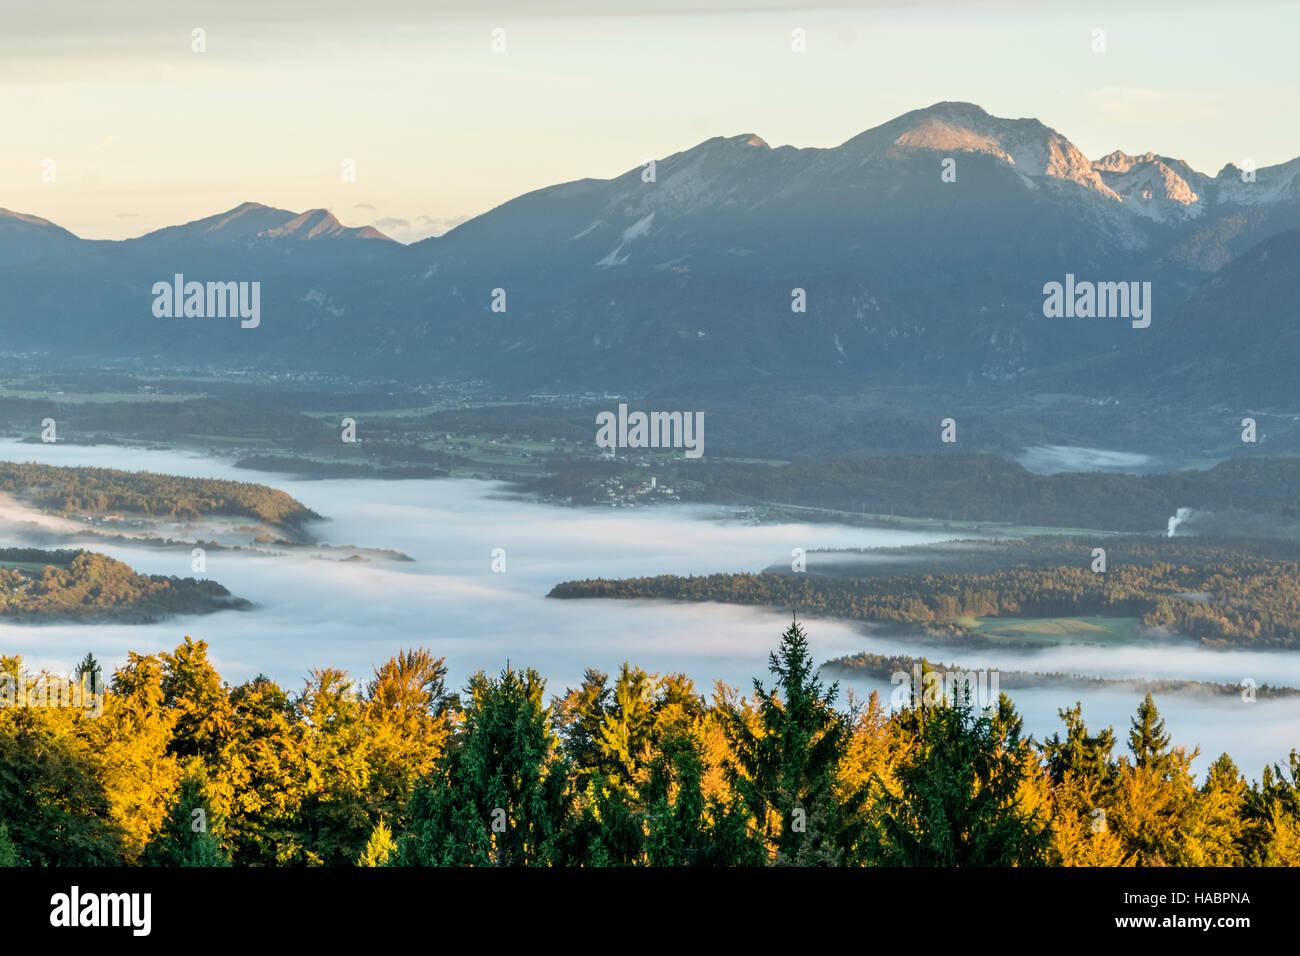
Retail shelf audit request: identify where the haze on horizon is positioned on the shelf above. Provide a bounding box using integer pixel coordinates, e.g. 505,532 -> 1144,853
2,0 -> 1296,243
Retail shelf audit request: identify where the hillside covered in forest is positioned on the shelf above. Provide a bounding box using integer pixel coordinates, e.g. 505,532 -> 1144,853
0,547 -> 248,622
550,536 -> 1300,649
0,461 -> 319,531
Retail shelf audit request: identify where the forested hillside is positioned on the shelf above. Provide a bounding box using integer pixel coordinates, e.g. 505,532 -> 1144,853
0,548 -> 247,621
550,551 -> 1300,649
0,461 -> 319,528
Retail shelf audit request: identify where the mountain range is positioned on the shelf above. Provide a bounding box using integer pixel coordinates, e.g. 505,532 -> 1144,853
2,102 -> 1297,402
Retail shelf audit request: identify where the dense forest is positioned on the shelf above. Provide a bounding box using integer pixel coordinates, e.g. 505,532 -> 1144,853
1,624 -> 1296,867
0,548 -> 247,621
549,554 -> 1300,649
822,651 -> 1300,700
0,461 -> 319,529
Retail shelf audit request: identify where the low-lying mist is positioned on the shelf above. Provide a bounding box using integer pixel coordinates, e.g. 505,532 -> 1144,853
0,440 -> 1295,781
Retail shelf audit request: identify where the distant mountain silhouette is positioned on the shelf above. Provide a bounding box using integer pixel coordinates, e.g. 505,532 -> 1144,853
135,202 -> 394,244
2,102 -> 1297,400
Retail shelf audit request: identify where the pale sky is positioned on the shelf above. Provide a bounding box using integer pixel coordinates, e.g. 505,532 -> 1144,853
2,0 -> 1295,242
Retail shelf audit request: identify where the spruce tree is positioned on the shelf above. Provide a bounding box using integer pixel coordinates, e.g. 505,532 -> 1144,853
723,618 -> 864,864
1128,693 -> 1173,778
1245,750 -> 1300,864
76,652 -> 102,695
642,733 -> 705,866
551,772 -> 643,866
1043,702 -> 1118,790
398,665 -> 567,866
145,760 -> 230,867
595,664 -> 658,791
551,668 -> 611,775
876,692 -> 1048,866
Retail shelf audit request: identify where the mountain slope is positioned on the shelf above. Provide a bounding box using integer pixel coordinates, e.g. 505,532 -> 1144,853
1141,228 -> 1300,404
0,207 -> 83,264
2,102 -> 1299,400
136,201 -> 394,244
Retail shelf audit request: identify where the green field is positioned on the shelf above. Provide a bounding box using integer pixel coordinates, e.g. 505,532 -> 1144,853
0,560 -> 61,573
952,615 -> 1144,646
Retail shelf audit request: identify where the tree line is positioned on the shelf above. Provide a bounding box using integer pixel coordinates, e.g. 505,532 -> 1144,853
1,624 -> 1296,867
0,548 -> 244,621
550,558 -> 1300,649
0,461 -> 319,528
824,651 -> 1300,699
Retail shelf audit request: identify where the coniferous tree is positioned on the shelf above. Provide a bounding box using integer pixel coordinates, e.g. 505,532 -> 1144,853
398,665 -> 567,866
596,663 -> 659,792
876,693 -> 1049,866
552,668 -> 611,775
1042,703 -> 1126,865
723,618 -> 864,864
1179,753 -> 1248,866
1128,693 -> 1173,778
642,733 -> 706,866
1109,695 -> 1198,865
146,760 -> 230,867
696,793 -> 768,866
76,652 -> 102,697
1043,703 -> 1118,791
1246,750 -> 1300,865
552,772 -> 643,866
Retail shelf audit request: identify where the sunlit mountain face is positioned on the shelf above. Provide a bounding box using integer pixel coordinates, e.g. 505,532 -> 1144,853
4,0 -> 1300,898
4,102 -> 1300,397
